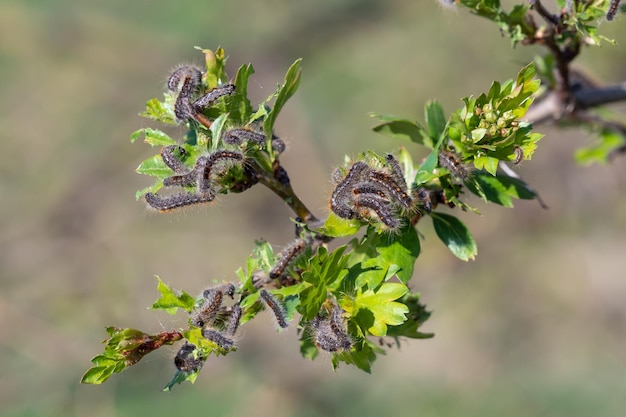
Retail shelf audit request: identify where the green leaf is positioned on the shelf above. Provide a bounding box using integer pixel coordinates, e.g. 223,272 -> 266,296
298,246 -> 349,320
319,212 -> 364,237
130,128 -> 176,146
370,113 -> 431,146
198,46 -> 228,88
209,112 -> 229,151
136,155 -> 172,178
135,181 -> 162,201
467,171 -> 537,205
575,129 -> 625,165
229,64 -> 255,125
151,276 -> 195,315
425,100 -> 447,142
331,339 -> 381,373
139,98 -> 176,125
350,283 -> 409,337
473,155 -> 499,176
264,58 -> 302,138
431,212 -> 477,261
385,292 -> 433,339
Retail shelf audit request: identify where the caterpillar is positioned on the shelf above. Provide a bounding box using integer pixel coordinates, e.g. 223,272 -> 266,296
330,161 -> 369,220
269,238 -> 309,280
161,145 -> 188,173
192,84 -> 236,112
223,128 -> 266,146
167,65 -> 202,92
190,288 -> 224,328
259,289 -> 288,329
174,342 -> 205,373
145,191 -> 215,212
225,305 -> 242,337
196,150 -> 245,194
367,170 -> 413,208
607,0 -> 621,20
353,193 -> 401,230
201,328 -> 235,351
438,150 -> 470,181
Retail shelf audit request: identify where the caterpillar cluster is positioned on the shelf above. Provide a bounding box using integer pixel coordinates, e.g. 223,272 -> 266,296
167,65 -> 235,127
309,303 -> 352,353
330,154 -> 415,231
145,146 -> 254,212
174,283 -> 241,374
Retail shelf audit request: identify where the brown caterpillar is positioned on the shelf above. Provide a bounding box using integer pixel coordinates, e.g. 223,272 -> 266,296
607,0 -> 621,20
190,288 -> 224,328
330,161 -> 369,220
225,305 -> 242,337
353,193 -> 401,230
269,237 -> 309,280
259,289 -> 288,329
438,150 -> 470,180
367,170 -> 413,208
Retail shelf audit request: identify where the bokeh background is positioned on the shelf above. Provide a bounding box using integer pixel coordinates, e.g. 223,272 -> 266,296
2,0 -> 626,416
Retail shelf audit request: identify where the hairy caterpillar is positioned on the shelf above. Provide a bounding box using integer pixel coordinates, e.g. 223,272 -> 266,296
145,191 -> 215,212
201,328 -> 235,351
192,84 -> 236,112
259,289 -> 288,329
269,238 -> 309,280
330,161 -> 369,220
174,342 -> 205,373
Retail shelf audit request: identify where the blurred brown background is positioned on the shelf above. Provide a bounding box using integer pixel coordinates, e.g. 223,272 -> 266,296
2,1 -> 626,416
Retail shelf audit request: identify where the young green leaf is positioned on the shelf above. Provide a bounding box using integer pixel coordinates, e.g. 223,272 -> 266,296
431,212 -> 477,261
130,128 -> 176,146
425,100 -> 447,142
228,63 -> 255,125
136,155 -> 173,178
370,113 -> 431,146
349,282 -> 409,337
151,276 -> 195,315
319,212 -> 364,237
264,59 -> 302,139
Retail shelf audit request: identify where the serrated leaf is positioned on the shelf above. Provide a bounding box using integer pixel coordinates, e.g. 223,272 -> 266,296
370,113 -> 431,146
139,98 -> 175,125
319,212 -> 364,237
331,339 -> 380,373
151,276 -> 195,314
473,156 -> 499,175
431,212 -> 477,261
131,128 -> 175,147
353,283 -> 409,336
264,58 -> 302,138
136,155 -> 172,178
386,292 -> 433,339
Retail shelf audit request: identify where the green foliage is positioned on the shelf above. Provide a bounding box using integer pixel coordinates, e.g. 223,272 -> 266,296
83,0 -> 624,388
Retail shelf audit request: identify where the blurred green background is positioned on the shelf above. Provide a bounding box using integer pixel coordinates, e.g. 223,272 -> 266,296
2,0 -> 626,416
